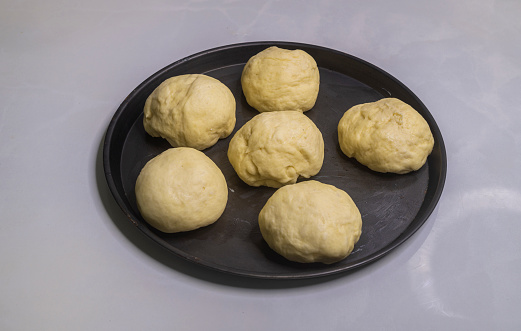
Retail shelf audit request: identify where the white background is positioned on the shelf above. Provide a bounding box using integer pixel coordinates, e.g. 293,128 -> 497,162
1,0 -> 520,330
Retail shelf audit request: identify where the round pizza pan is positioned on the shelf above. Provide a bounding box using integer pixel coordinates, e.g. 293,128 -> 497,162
103,41 -> 447,279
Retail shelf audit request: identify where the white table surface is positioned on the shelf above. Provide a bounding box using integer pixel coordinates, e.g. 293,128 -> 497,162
2,0 -> 520,330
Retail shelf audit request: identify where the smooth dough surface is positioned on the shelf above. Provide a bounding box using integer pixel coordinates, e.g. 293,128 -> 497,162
241,46 -> 320,113
338,98 -> 434,174
143,74 -> 236,150
228,111 -> 324,188
135,147 -> 228,233
259,180 -> 362,264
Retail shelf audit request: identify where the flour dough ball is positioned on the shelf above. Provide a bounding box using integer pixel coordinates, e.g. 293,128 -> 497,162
338,98 -> 435,174
228,111 -> 324,188
259,180 -> 362,264
135,147 -> 228,233
241,46 -> 320,113
143,74 -> 236,150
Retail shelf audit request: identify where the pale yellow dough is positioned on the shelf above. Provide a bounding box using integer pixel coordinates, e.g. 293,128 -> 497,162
241,46 -> 320,113
143,74 -> 236,150
259,180 -> 362,264
338,98 -> 434,174
135,147 -> 228,233
227,111 -> 324,188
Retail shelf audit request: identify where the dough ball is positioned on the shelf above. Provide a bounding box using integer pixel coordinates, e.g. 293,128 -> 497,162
338,98 -> 434,174
143,74 -> 236,150
259,180 -> 362,264
241,46 -> 320,113
228,111 -> 324,188
135,147 -> 228,233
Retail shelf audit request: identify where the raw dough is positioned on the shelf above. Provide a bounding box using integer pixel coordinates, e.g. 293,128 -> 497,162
227,111 -> 324,188
258,180 -> 362,264
135,147 -> 228,233
241,46 -> 320,113
143,74 -> 236,150
338,98 -> 434,174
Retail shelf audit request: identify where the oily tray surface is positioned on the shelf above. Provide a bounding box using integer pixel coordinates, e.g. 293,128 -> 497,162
103,41 -> 446,279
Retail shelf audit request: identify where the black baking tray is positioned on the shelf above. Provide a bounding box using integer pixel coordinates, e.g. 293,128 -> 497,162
103,41 -> 447,279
